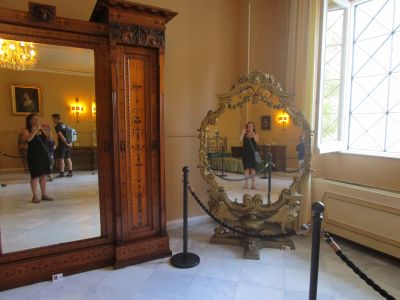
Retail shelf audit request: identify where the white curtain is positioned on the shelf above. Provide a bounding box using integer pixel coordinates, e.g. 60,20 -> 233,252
286,0 -> 322,224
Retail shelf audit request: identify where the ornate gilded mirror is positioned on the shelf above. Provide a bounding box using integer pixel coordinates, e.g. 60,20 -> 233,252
198,71 -> 311,259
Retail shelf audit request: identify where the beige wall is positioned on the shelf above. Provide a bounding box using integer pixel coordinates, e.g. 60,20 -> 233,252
312,153 -> 400,192
0,69 -> 95,170
136,0 -> 291,221
137,0 -> 242,220
247,0 -> 291,87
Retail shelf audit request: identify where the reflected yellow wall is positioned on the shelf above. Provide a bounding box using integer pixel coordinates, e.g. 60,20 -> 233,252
248,102 -> 302,169
208,100 -> 301,170
0,69 -> 95,171
209,108 -> 242,152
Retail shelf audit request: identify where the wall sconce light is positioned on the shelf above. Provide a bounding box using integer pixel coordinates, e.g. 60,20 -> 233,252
71,97 -> 84,123
92,102 -> 96,118
277,110 -> 289,130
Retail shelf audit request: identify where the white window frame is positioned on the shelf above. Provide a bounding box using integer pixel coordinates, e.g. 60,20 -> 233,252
317,0 -> 400,158
316,0 -> 350,154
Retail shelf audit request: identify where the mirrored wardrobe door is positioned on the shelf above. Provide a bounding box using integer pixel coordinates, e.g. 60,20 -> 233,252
0,40 -> 101,253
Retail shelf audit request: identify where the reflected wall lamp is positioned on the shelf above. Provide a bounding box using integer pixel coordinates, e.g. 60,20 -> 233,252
277,110 -> 289,130
71,97 -> 84,123
92,102 -> 96,118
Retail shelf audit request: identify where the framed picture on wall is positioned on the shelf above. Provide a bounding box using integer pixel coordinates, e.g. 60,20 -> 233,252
261,115 -> 271,130
11,84 -> 42,116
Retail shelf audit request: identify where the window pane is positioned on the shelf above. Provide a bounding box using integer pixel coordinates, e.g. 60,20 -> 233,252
389,73 -> 400,112
348,0 -> 400,155
392,32 -> 400,72
386,113 -> 400,152
351,75 -> 388,113
353,36 -> 391,77
355,0 -> 393,41
349,113 -> 386,151
320,8 -> 344,144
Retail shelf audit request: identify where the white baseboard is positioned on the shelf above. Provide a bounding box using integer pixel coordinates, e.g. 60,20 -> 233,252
167,214 -> 213,231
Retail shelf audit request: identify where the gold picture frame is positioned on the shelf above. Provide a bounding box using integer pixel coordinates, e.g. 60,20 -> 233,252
261,115 -> 271,130
11,83 -> 42,116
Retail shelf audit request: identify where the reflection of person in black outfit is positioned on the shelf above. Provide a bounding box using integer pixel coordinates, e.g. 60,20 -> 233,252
296,136 -> 305,169
22,113 -> 54,203
239,121 -> 259,190
41,124 -> 55,181
52,113 -> 73,178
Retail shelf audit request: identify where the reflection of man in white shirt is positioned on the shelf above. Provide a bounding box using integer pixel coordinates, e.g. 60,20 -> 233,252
22,92 -> 36,112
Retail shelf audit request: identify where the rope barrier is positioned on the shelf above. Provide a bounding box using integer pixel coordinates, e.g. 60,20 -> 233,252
187,183 -> 297,240
181,170 -> 394,299
0,151 -> 26,159
284,168 -> 301,173
214,163 -> 271,182
322,230 -> 396,300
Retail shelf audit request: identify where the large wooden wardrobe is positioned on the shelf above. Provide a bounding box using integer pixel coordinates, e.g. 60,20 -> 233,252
0,0 -> 177,290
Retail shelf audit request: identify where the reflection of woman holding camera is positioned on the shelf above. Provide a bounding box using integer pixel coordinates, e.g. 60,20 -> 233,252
22,113 -> 53,203
239,121 -> 259,190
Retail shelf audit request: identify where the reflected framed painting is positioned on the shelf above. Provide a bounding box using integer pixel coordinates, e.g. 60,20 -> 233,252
261,115 -> 271,130
11,83 -> 42,116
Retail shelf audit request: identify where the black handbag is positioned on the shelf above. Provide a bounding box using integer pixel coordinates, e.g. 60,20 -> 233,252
247,136 -> 262,164
35,134 -> 53,167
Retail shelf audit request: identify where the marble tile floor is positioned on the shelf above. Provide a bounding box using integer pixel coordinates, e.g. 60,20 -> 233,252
0,222 -> 398,300
0,171 -> 101,253
214,171 -> 294,203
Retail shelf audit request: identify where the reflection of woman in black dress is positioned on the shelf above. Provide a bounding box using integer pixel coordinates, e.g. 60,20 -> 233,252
22,113 -> 53,203
239,121 -> 259,190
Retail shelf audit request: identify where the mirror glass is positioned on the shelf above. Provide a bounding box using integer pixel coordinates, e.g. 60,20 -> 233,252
206,95 -> 303,204
0,40 -> 100,253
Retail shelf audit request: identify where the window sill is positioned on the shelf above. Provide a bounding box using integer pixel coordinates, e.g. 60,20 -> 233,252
338,149 -> 400,160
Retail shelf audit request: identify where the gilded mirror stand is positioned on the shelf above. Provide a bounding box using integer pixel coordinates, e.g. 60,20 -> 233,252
198,71 -> 312,259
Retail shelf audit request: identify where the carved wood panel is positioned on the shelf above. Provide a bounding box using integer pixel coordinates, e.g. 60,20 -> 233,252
117,46 -> 161,242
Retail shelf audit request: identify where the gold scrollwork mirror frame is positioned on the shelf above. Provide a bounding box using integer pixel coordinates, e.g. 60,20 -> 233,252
198,71 -> 312,259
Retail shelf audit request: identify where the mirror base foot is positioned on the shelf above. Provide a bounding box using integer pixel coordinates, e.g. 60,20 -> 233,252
210,234 -> 295,260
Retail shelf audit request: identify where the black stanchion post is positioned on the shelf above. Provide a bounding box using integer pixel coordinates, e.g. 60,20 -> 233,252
309,201 -> 325,300
171,166 -> 200,269
260,146 -> 268,179
267,152 -> 272,205
220,145 -> 227,177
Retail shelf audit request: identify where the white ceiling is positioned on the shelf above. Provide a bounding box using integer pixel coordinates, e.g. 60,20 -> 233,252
34,43 -> 95,74
0,1 -> 97,74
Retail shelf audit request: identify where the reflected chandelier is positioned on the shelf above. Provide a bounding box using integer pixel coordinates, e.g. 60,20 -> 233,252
0,39 -> 36,71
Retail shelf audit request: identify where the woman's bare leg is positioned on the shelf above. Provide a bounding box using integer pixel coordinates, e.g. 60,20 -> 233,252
39,175 -> 53,201
251,168 -> 256,189
30,177 -> 39,202
243,169 -> 250,189
39,175 -> 47,197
